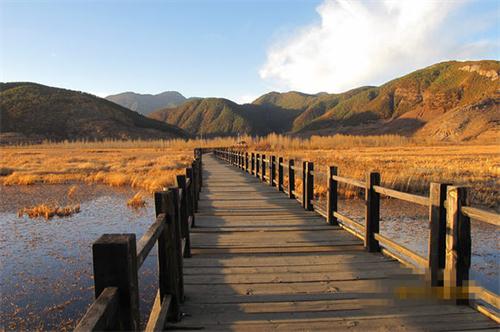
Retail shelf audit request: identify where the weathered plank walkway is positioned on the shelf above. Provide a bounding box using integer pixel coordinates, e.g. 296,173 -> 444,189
168,154 -> 496,331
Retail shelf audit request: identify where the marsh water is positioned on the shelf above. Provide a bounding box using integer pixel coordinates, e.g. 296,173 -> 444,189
0,184 -> 158,331
0,184 -> 498,330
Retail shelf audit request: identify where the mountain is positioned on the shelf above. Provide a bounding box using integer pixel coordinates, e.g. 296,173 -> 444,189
0,82 -> 188,144
106,91 -> 187,115
149,98 -> 301,137
256,60 -> 500,142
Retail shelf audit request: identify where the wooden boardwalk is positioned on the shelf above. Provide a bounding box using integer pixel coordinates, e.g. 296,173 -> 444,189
168,154 -> 496,331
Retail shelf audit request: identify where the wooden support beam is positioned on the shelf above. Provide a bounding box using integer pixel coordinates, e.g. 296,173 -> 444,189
428,183 -> 449,287
278,157 -> 284,192
176,175 -> 191,258
288,159 -> 295,199
327,166 -> 338,225
155,190 -> 181,321
302,161 -> 307,208
92,234 -> 140,331
364,172 -> 380,252
251,153 -> 255,175
270,155 -> 276,187
444,186 -> 471,305
255,154 -> 260,178
305,162 -> 314,211
261,154 -> 266,182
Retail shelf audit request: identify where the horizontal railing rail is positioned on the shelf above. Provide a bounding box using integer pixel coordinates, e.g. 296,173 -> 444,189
74,148 -> 204,332
213,148 -> 499,318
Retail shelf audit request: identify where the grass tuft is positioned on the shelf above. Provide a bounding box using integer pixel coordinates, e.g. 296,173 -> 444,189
127,193 -> 146,209
18,204 -> 81,220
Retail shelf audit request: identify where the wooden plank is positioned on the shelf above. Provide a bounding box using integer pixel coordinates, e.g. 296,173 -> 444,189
168,312 -> 497,331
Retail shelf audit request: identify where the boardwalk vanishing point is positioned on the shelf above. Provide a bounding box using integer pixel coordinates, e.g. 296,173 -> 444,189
75,149 -> 499,331
167,153 -> 496,331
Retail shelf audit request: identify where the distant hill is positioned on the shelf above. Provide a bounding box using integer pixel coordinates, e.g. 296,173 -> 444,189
149,98 -> 301,137
3,60 -> 497,144
106,91 -> 187,115
0,83 -> 188,144
255,60 -> 500,142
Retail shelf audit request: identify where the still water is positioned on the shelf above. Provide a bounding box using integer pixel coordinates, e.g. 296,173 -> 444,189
0,185 -> 498,330
0,184 -> 158,331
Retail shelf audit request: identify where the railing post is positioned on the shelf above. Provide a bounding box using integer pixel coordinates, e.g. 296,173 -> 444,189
444,186 -> 470,305
305,162 -> 314,211
301,161 -> 307,208
256,154 -> 260,178
327,166 -> 338,225
199,153 -> 203,188
192,160 -> 199,213
155,190 -> 181,321
245,152 -> 249,173
278,157 -> 284,192
251,153 -> 255,175
428,183 -> 449,287
186,168 -> 196,227
92,234 -> 140,330
261,154 -> 266,182
169,187 -> 184,303
364,172 -> 380,252
270,155 -> 276,187
176,175 -> 191,258
288,159 -> 295,199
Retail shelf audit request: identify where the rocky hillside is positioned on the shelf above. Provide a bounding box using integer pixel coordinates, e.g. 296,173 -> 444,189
149,98 -> 301,137
0,83 -> 188,144
277,61 -> 499,141
106,91 -> 187,115
150,60 -> 498,141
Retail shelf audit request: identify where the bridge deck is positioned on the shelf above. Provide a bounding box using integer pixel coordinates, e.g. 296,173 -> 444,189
168,154 -> 496,331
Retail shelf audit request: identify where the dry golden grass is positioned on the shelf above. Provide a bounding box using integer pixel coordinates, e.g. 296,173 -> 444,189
246,135 -> 499,208
127,193 -> 146,209
0,137 -> 237,192
18,204 -> 81,220
2,135 -> 498,208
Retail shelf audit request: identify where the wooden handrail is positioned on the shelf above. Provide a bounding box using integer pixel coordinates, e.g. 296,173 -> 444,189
461,206 -> 500,226
374,233 -> 428,268
331,175 -> 365,188
373,185 -> 429,206
74,287 -> 119,332
136,213 -> 166,269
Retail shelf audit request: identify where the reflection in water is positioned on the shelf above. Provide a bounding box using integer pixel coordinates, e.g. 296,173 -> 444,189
0,184 -> 158,331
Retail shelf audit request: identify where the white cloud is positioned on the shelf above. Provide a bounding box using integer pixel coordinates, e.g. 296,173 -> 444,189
259,0 -> 497,93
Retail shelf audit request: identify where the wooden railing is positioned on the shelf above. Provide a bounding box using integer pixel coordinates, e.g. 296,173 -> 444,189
213,148 -> 499,319
74,148 -> 204,332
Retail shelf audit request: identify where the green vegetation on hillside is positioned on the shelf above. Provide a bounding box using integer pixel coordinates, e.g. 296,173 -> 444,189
0,82 -> 187,144
149,97 -> 301,137
106,91 -> 187,115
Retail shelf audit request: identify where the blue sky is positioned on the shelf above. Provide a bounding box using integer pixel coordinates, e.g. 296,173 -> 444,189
1,0 -> 499,103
